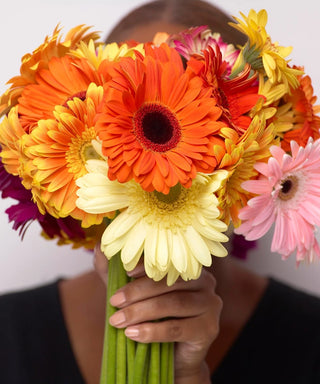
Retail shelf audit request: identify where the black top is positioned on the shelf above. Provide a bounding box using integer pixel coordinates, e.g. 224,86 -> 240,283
0,278 -> 320,384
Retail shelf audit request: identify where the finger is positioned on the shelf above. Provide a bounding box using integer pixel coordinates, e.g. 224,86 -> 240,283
110,269 -> 216,308
123,304 -> 221,344
126,260 -> 146,278
109,289 -> 216,328
94,242 -> 108,285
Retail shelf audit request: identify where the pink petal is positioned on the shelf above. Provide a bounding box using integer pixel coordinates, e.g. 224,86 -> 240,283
251,199 -> 275,226
245,209 -> 275,241
269,145 -> 285,164
241,179 -> 271,194
268,157 -> 283,182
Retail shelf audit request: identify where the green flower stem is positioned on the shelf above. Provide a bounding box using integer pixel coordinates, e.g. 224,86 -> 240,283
116,328 -> 127,384
142,346 -> 150,384
148,342 -> 160,383
127,337 -> 136,384
100,254 -> 119,384
116,258 -> 130,384
133,343 -> 150,384
160,342 -> 169,384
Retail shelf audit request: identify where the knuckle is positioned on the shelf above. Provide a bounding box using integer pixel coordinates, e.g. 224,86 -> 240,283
207,318 -> 220,339
214,294 -> 223,312
205,271 -> 217,290
168,320 -> 183,339
122,305 -> 135,323
136,323 -> 153,343
171,292 -> 190,310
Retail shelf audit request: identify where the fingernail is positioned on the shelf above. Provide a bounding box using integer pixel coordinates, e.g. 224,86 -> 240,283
110,291 -> 126,307
109,311 -> 126,326
125,327 -> 139,339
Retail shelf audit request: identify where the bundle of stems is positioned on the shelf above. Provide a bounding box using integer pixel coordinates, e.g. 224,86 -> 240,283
100,253 -> 174,384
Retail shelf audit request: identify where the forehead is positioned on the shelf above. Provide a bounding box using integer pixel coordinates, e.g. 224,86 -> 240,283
122,21 -> 188,42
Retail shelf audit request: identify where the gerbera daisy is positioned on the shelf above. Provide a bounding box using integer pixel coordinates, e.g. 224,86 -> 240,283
0,154 -> 100,247
230,9 -> 303,91
40,216 -> 107,250
0,24 -> 100,117
217,115 -> 277,226
235,138 -> 320,262
275,70 -> 320,151
76,158 -> 229,285
0,106 -> 27,176
22,83 -> 109,227
70,40 -> 145,70
187,45 -> 262,134
17,55 -> 104,132
96,43 -> 226,193
247,74 -> 287,125
167,26 -> 239,75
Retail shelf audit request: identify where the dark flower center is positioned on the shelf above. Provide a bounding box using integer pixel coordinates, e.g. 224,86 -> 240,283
134,103 -> 181,152
63,91 -> 87,108
281,179 -> 292,194
279,176 -> 298,201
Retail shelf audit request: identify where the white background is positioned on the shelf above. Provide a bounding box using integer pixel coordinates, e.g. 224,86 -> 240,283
1,0 -> 320,295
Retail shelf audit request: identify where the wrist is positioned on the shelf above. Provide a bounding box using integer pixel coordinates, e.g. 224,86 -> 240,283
175,362 -> 211,384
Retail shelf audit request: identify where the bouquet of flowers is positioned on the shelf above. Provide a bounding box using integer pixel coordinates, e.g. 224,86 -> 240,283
1,8 -> 320,383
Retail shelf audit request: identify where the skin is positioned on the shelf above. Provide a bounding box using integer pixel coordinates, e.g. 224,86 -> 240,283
59,21 -> 268,383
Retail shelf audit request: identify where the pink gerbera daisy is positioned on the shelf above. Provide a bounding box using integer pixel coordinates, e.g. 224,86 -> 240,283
235,138 -> 320,263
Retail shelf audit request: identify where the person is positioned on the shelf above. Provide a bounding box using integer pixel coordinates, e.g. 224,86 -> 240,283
1,1 -> 320,383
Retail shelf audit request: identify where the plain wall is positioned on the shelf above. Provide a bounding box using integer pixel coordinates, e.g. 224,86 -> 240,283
1,0 -> 320,295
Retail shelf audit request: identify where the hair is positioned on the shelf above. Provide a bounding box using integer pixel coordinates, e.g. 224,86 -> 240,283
106,0 -> 246,46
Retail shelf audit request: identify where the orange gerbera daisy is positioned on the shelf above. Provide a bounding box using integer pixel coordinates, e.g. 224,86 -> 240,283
0,25 -> 100,117
17,55 -> 104,133
276,70 -> 320,152
187,45 -> 263,134
23,83 -> 109,227
96,43 -> 226,194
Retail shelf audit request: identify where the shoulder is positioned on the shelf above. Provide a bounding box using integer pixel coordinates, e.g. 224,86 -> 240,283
213,279 -> 320,384
258,278 -> 320,330
0,281 -> 61,343
0,281 -> 84,383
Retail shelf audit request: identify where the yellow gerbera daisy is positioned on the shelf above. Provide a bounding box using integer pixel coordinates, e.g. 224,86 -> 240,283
22,83 -> 108,227
217,115 -> 277,226
76,159 -> 229,285
0,107 -> 26,176
0,24 -> 100,117
230,9 -> 303,91
70,40 -> 145,70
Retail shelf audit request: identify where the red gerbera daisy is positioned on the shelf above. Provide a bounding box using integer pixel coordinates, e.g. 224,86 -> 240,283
187,45 -> 262,134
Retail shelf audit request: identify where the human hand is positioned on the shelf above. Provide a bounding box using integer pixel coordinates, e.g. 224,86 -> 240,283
94,244 -> 222,384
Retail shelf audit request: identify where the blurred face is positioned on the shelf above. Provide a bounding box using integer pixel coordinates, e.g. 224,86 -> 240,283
122,21 -> 188,42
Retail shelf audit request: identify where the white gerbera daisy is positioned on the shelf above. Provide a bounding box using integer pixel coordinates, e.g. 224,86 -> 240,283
76,159 -> 229,285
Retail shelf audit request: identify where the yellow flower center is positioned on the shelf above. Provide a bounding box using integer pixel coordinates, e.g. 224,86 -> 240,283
66,126 -> 101,178
153,184 -> 183,204
128,179 -> 210,231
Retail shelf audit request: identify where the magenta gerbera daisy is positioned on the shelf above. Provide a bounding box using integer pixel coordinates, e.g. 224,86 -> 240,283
235,138 -> 320,263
